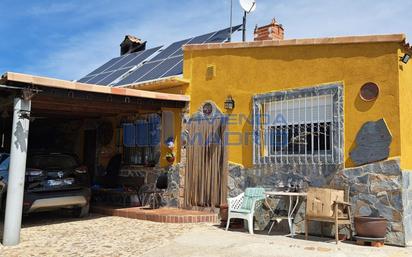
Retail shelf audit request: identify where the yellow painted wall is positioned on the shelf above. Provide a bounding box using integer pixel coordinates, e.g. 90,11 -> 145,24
160,107 -> 182,167
184,42 -> 402,168
398,48 -> 412,170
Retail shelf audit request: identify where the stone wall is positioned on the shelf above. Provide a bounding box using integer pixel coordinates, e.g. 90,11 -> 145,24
402,171 -> 412,246
229,163 -> 341,196
119,165 -> 180,208
330,158 -> 409,246
228,158 -> 412,246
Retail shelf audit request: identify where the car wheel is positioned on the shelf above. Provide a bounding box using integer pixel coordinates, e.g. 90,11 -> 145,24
73,203 -> 90,218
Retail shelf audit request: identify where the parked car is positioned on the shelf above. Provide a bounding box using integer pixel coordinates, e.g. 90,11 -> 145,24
0,152 -> 91,217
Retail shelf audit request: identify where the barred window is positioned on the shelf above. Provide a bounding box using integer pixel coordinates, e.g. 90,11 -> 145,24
253,84 -> 343,165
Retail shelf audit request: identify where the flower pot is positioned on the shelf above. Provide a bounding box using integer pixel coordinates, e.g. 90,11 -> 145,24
354,216 -> 387,238
338,234 -> 347,241
219,204 -> 228,227
166,156 -> 175,163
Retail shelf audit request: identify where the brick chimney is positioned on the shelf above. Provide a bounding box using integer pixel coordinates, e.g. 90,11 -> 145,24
120,35 -> 146,56
254,18 -> 284,41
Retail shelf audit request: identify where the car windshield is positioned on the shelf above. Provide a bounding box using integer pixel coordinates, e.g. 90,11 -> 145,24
0,156 -> 9,170
27,155 -> 78,169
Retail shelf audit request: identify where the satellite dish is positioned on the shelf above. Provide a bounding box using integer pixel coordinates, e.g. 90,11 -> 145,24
239,0 -> 256,13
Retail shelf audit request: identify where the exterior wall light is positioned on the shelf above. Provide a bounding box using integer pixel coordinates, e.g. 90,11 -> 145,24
224,96 -> 235,110
401,53 -> 410,64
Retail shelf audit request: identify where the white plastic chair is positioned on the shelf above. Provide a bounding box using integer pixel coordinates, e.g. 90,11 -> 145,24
225,188 -> 265,234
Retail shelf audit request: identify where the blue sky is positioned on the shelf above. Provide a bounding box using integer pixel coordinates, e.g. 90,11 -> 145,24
1,0 -> 411,81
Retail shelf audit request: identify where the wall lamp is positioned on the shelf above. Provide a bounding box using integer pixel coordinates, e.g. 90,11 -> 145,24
401,53 -> 410,64
224,96 -> 235,110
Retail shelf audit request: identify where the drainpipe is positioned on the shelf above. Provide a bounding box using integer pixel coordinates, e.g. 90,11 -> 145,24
3,97 -> 31,246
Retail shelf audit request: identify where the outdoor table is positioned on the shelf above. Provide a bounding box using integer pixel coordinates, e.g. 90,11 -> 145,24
264,191 -> 307,237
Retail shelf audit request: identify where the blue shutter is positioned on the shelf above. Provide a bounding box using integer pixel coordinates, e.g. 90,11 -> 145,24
148,114 -> 161,146
122,123 -> 136,147
136,120 -> 149,146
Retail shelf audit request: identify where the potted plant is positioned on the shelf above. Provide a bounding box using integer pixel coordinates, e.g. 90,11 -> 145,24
165,152 -> 175,163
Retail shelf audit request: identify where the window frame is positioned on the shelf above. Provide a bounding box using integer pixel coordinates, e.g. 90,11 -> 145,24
252,83 -> 343,165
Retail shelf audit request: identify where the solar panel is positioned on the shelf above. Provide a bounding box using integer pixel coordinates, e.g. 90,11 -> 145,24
149,39 -> 191,62
163,60 -> 183,77
97,68 -> 131,85
114,26 -> 239,86
114,61 -> 163,85
78,26 -> 240,86
85,56 -> 124,77
105,46 -> 162,72
136,56 -> 181,82
205,25 -> 242,43
85,72 -> 112,84
77,46 -> 162,85
77,75 -> 94,83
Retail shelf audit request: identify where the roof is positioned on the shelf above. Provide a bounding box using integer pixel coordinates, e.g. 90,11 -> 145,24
183,34 -> 408,51
78,25 -> 242,87
122,76 -> 190,91
0,72 -> 190,102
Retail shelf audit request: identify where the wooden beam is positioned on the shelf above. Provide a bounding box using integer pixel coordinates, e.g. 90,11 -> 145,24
3,72 -> 190,102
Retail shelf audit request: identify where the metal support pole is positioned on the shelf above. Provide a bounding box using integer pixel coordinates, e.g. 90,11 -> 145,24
242,11 -> 247,42
3,98 -> 31,246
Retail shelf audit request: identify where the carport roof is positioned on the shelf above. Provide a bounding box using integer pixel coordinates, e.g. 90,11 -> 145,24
0,72 -> 190,102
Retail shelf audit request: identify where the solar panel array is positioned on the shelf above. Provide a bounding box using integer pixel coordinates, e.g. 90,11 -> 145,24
78,25 -> 241,86
77,46 -> 162,85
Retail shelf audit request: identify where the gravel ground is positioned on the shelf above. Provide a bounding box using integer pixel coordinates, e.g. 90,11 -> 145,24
0,213 -> 207,257
1,213 -> 411,257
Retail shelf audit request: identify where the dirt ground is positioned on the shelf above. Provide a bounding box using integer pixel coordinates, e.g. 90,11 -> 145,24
0,213 -> 204,257
1,213 -> 411,257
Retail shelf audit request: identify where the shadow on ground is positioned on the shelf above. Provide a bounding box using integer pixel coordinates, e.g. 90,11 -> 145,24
0,211 -> 106,242
212,223 -> 357,246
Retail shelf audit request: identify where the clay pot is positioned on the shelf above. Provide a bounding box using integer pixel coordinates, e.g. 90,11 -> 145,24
354,216 -> 387,238
166,156 -> 175,163
220,204 -> 228,227
338,234 -> 347,241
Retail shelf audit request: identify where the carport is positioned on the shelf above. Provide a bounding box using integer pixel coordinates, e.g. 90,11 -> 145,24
0,72 -> 189,245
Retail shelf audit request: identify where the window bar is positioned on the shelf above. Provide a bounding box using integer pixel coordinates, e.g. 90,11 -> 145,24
324,95 -> 327,164
273,96 -> 276,163
280,98 -> 283,164
263,100 -> 267,165
311,93 -> 315,164
286,96 -> 289,164
292,97 -> 295,163
256,101 -> 263,164
298,97 -> 301,164
338,89 -> 342,164
304,96 -> 308,163
267,98 -> 271,164
268,98 -> 272,164
330,93 -> 334,163
317,93 -> 321,164
299,99 -> 305,163
252,101 -> 256,164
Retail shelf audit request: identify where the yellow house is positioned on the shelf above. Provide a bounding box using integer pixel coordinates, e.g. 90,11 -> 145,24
2,22 -> 412,246
182,34 -> 412,168
134,29 -> 412,246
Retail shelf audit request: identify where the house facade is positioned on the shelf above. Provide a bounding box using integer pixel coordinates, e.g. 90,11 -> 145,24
2,22 -> 412,247
134,32 -> 412,246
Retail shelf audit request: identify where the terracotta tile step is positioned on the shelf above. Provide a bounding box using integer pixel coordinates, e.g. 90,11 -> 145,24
91,205 -> 218,224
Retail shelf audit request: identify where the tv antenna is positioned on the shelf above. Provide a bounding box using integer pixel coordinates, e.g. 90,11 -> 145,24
239,0 -> 256,42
